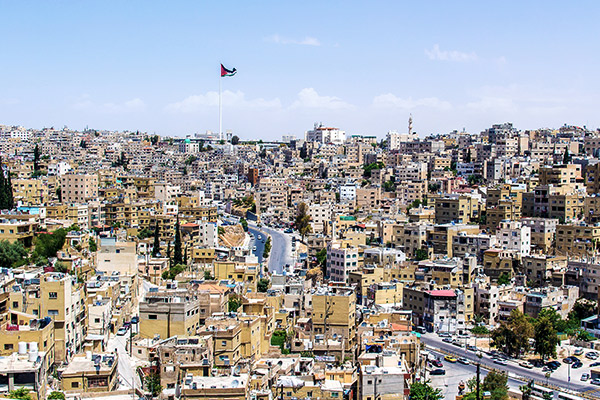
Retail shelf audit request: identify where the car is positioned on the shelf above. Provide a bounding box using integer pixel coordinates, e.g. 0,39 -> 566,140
442,338 -> 453,343
573,361 -> 583,369
519,361 -> 534,369
438,332 -> 451,337
117,327 -> 128,336
444,355 -> 458,363
284,228 -> 293,233
587,352 -> 599,360
493,358 -> 507,366
257,235 -> 262,240
429,359 -> 443,368
564,357 -> 575,364
582,373 -> 590,381
430,369 -> 446,375
574,348 -> 584,356
458,357 -> 470,365
591,362 -> 600,367
123,321 -> 131,328
467,345 -> 478,351
592,378 -> 600,385
547,361 -> 561,370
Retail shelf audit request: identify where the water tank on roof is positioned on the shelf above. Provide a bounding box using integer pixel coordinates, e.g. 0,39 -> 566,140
18,342 -> 27,355
29,342 -> 38,353
28,350 -> 38,363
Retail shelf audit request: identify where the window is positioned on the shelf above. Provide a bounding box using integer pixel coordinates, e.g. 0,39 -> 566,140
49,292 -> 58,299
48,310 -> 59,316
149,314 -> 157,320
4,344 -> 13,350
71,382 -> 79,388
12,302 -> 18,308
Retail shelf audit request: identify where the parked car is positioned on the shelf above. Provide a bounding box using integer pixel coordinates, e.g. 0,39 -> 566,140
581,373 -> 590,381
467,345 -> 478,351
458,357 -> 470,365
547,361 -> 561,370
493,358 -> 507,366
573,361 -> 583,369
586,352 -> 599,360
117,326 -> 128,336
591,362 -> 600,367
442,338 -> 453,343
444,355 -> 458,363
438,332 -> 451,337
591,378 -> 600,385
284,228 -> 293,233
574,348 -> 584,356
519,361 -> 534,369
429,359 -> 443,368
430,369 -> 446,376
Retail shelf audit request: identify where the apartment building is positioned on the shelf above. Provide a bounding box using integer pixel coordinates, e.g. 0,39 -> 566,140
326,241 -> 359,282
312,286 -> 356,351
139,287 -> 201,340
60,173 -> 98,203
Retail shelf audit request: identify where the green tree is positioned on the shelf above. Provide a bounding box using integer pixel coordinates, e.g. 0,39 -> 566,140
408,381 -> 443,400
465,148 -> 472,163
316,248 -> 327,266
497,272 -> 511,285
231,135 -> 240,145
48,392 -> 66,400
563,148 -> 571,164
534,314 -> 560,360
228,297 -> 241,312
145,373 -> 162,399
471,326 -> 489,335
295,202 -> 312,240
172,216 -> 183,266
239,218 -> 248,232
53,262 -> 68,273
33,144 -> 40,173
152,221 -> 160,257
520,381 -> 534,400
263,237 -> 272,258
482,370 -> 509,400
203,270 -> 214,280
8,388 -> 32,400
88,237 -> 97,252
491,309 -> 533,357
34,228 -> 68,258
0,240 -> 28,269
257,278 -> 270,292
415,248 -> 429,261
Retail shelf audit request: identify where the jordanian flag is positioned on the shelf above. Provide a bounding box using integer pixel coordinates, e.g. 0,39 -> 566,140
221,64 -> 236,77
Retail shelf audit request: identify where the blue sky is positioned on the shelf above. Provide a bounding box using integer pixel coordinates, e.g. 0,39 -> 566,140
1,1 -> 599,140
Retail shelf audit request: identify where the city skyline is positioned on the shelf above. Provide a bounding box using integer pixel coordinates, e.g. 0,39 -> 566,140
2,1 -> 600,139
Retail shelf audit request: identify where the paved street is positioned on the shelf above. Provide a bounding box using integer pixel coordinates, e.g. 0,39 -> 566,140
108,331 -> 141,392
249,223 -> 293,274
421,334 -> 600,397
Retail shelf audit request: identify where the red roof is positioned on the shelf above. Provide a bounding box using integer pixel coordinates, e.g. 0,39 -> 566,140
181,223 -> 199,228
426,290 -> 456,297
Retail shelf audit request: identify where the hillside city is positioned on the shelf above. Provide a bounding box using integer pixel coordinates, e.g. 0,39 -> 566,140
1,120 -> 600,400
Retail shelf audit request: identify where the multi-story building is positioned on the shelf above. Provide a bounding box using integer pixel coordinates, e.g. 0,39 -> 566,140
312,286 -> 356,351
139,286 -> 200,340
60,173 -> 98,203
326,241 -> 359,282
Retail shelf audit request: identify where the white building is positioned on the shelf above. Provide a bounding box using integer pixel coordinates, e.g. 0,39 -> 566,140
48,161 -> 72,176
386,130 -> 417,150
198,222 -> 219,248
326,242 -> 359,282
308,203 -> 332,234
305,123 -> 346,145
496,220 -> 531,257
339,183 -> 357,203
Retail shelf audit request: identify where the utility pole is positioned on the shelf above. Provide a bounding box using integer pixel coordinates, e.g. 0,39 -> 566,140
476,352 -> 482,400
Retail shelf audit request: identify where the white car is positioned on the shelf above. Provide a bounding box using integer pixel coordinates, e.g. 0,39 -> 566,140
117,327 -> 128,336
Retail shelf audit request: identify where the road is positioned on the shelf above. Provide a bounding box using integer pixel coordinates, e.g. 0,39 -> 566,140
108,331 -> 142,392
421,334 -> 600,397
249,223 -> 293,274
247,226 -> 265,264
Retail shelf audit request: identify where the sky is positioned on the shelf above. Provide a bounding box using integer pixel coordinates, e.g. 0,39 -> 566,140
1,1 -> 600,140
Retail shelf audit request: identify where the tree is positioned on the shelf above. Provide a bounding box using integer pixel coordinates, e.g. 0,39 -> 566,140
534,314 -> 560,360
34,228 -> 68,258
145,373 -> 162,399
33,144 -> 40,173
88,237 -> 97,252
408,381 -> 443,400
563,148 -> 571,164
295,202 -> 312,240
257,278 -> 270,292
497,272 -> 511,285
491,309 -> 533,357
482,370 -> 509,400
8,388 -> 32,400
152,221 -> 160,257
415,248 -> 429,261
263,237 -> 272,258
228,297 -> 241,312
172,216 -> 183,266
203,270 -> 214,280
0,155 -> 14,210
0,240 -> 28,268
428,182 -> 441,193
48,392 -> 66,400
239,218 -> 248,232
231,135 -> 240,145
465,148 -> 472,163
316,248 -> 327,266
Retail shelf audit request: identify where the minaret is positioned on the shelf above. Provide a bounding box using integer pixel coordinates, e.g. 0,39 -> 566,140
408,114 -> 413,136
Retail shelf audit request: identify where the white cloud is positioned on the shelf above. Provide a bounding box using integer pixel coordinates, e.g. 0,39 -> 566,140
290,88 -> 354,110
373,93 -> 452,110
264,34 -> 321,46
425,44 -> 477,62
165,90 -> 281,113
72,95 -> 146,113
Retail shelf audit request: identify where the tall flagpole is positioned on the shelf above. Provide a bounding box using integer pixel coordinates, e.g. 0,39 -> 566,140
219,68 -> 222,142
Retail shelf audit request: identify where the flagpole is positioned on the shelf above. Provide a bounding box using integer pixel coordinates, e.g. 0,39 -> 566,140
219,69 -> 222,142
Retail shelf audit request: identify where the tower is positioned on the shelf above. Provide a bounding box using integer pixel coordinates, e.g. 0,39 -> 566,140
408,114 -> 413,136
